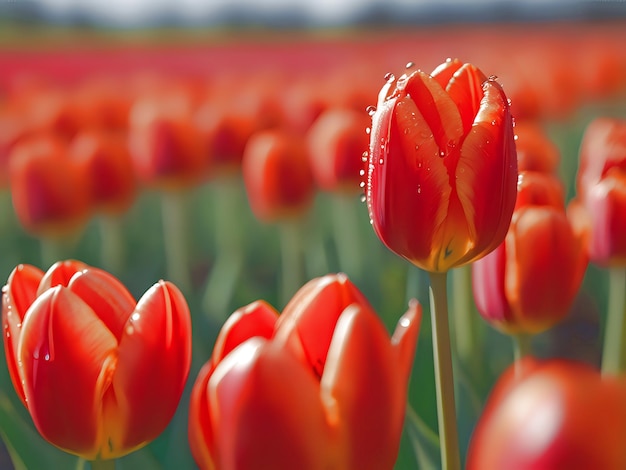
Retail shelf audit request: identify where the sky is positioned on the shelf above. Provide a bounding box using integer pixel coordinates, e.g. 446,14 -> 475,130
4,0 -> 609,27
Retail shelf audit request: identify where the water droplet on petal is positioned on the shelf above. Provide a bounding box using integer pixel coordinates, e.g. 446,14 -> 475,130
446,57 -> 452,63
514,134 -> 519,141
379,158 -> 384,165
439,150 -> 446,158
365,127 -> 371,135
417,185 -> 422,194
361,151 -> 368,162
366,105 -> 377,116
406,61 -> 415,69
491,120 -> 496,126
488,74 -> 498,81
360,194 -> 366,203
126,325 -> 134,335
384,72 -> 395,83
359,181 -> 365,188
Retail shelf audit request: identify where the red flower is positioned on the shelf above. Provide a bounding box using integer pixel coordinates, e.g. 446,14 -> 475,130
366,58 -> 518,272
467,357 -> 626,470
242,129 -> 315,222
472,171 -> 587,334
188,273 -> 421,470
2,260 -> 192,460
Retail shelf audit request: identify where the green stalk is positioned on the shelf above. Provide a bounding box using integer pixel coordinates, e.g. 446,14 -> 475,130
98,215 -> 124,274
330,194 -> 362,276
601,267 -> 626,375
161,190 -> 191,293
451,265 -> 480,373
279,220 -> 304,308
90,459 -> 115,470
428,272 -> 460,470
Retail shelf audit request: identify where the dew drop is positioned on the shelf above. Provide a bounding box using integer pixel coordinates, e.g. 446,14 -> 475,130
491,119 -> 496,126
507,98 -> 512,106
384,72 -> 396,83
369,218 -> 374,225
417,185 -> 422,194
514,134 -> 519,141
379,158 -> 384,165
439,150 -> 446,158
360,194 -> 366,203
366,105 -> 377,116
417,162 -> 422,168
126,325 -> 134,335
446,57 -> 452,63
44,353 -> 50,361
415,144 -> 420,151
403,128 -> 410,135
359,169 -> 365,176
361,151 -> 368,162
488,74 -> 498,81
359,181 -> 365,188
405,61 -> 415,69
365,127 -> 371,135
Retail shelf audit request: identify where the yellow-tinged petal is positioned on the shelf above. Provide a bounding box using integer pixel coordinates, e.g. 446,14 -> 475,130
18,286 -> 117,459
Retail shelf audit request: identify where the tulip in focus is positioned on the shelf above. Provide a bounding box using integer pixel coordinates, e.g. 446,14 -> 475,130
366,58 -> 518,272
472,171 -> 588,334
572,117 -> 626,266
466,357 -> 626,470
188,273 -> 421,470
2,260 -> 192,460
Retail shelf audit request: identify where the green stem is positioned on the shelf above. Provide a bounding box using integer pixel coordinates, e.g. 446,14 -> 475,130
98,215 -> 124,274
161,190 -> 191,293
428,271 -> 460,470
90,459 -> 115,470
330,194 -> 362,276
451,266 -> 479,371
602,267 -> 626,375
76,457 -> 86,470
513,333 -> 532,362
202,176 -> 245,318
279,220 -> 304,308
405,404 -> 441,470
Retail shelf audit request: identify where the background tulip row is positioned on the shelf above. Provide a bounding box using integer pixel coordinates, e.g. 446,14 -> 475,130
1,22 -> 626,469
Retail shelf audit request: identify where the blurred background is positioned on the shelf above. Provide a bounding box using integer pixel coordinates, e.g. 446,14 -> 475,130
1,1 -> 626,469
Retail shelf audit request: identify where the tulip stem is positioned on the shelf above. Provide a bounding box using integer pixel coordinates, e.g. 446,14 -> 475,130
601,267 -> 626,375
428,271 -> 460,470
90,459 -> 115,470
161,190 -> 192,293
331,194 -> 362,276
279,220 -> 304,308
451,265 -> 481,377
98,215 -> 124,275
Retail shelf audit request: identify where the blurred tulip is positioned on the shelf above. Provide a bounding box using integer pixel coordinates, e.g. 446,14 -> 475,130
128,96 -> 209,190
514,120 -> 560,174
306,107 -> 370,194
188,273 -> 421,470
366,58 -> 518,272
242,128 -> 315,223
573,117 -> 626,266
472,172 -> 587,334
70,129 -> 138,216
466,357 -> 626,470
9,134 -> 91,237
2,260 -> 192,460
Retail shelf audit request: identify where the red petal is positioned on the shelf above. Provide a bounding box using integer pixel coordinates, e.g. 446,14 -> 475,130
445,63 -> 487,134
37,260 -> 89,295
18,286 -> 117,459
188,360 -> 218,470
2,264 -> 44,405
110,281 -> 191,456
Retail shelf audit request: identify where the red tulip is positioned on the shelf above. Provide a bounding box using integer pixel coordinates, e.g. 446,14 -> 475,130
467,357 -> 626,470
2,260 -> 192,460
472,172 -> 587,334
70,129 -> 138,216
305,107 -> 370,194
242,129 -> 315,223
188,273 -> 421,470
366,58 -> 518,272
9,135 -> 92,237
573,117 -> 626,266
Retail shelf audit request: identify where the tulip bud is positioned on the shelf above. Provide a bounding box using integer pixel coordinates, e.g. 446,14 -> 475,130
366,58 -> 518,272
2,260 -> 192,460
188,273 -> 421,470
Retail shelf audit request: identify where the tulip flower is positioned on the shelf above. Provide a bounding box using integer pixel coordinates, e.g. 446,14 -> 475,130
366,58 -> 518,273
466,357 -> 626,470
9,134 -> 91,237
472,171 -> 587,334
305,107 -> 370,194
188,273 -> 421,470
573,117 -> 626,266
2,260 -> 192,461
242,128 -> 314,223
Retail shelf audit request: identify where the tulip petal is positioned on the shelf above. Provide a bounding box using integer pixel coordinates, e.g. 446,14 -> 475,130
506,207 -> 586,333
189,360 -> 218,470
212,300 -> 278,365
274,274 -> 371,378
444,63 -> 487,134
37,260 -> 89,295
18,286 -> 117,459
110,280 -> 191,457
320,303 -> 419,470
209,338 -> 331,470
2,264 -> 44,405
66,268 -> 136,342
457,78 -> 518,265
430,58 -> 464,89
